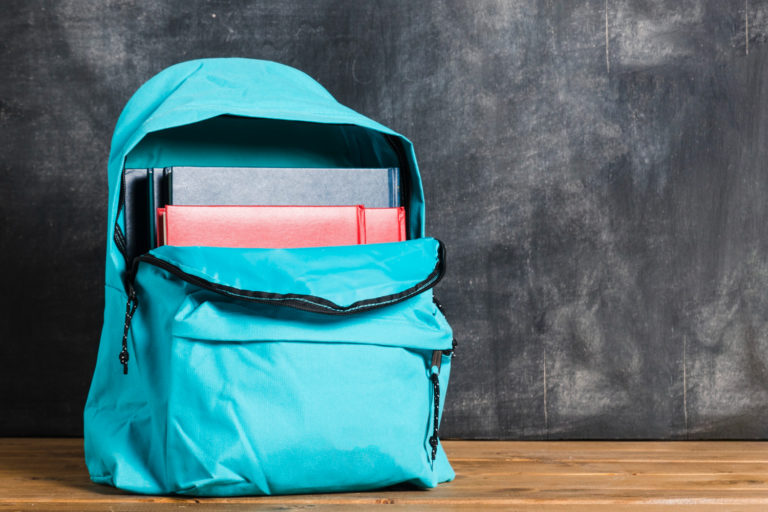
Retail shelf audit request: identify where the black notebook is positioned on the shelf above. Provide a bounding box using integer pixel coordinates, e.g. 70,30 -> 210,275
122,168 -> 167,260
167,167 -> 401,208
147,168 -> 167,248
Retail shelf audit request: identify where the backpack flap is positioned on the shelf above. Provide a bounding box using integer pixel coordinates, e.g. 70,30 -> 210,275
135,237 -> 446,316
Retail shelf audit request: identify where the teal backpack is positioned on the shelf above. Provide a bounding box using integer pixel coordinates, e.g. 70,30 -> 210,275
84,58 -> 455,496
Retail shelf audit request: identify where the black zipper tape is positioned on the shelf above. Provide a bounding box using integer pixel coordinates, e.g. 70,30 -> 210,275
119,284 -> 138,374
114,223 -> 128,261
130,240 -> 446,316
116,168 -> 129,266
429,371 -> 440,461
433,296 -> 457,357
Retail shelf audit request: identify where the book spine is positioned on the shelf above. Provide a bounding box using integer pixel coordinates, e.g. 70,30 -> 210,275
357,205 -> 366,244
165,167 -> 173,204
398,206 -> 406,241
388,167 -> 398,207
147,168 -> 155,248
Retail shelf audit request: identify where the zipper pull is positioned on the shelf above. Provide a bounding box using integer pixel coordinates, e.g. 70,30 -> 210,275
444,337 -> 457,358
431,349 -> 443,374
428,350 -> 442,461
119,286 -> 138,375
429,369 -> 441,461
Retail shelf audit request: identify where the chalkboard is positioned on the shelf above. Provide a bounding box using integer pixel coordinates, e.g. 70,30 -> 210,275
1,0 -> 767,439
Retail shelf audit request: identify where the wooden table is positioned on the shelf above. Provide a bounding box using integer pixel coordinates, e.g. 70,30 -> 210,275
1,439 -> 767,510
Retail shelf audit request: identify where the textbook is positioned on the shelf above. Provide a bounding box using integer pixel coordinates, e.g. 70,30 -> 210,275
158,205 -> 366,249
146,168 -> 166,248
156,205 -> 407,248
167,166 -> 401,208
123,168 -> 166,257
122,168 -> 150,261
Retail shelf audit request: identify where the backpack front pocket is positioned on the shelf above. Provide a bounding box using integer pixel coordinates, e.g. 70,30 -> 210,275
124,239 -> 454,496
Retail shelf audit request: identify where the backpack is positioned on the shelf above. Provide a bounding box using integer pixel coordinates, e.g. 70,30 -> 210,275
84,58 -> 455,496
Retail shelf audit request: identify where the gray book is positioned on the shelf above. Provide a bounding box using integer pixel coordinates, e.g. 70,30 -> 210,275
167,167 -> 401,208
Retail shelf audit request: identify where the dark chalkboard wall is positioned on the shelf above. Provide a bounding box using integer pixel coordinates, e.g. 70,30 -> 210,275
2,0 -> 767,439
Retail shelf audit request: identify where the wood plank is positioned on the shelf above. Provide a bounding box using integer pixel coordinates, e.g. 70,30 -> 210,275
448,441 -> 768,462
2,439 -> 768,510
4,506 -> 768,512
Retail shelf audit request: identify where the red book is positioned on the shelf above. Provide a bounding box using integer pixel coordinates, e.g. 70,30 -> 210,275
364,207 -> 406,244
158,205 -> 365,248
157,208 -> 164,248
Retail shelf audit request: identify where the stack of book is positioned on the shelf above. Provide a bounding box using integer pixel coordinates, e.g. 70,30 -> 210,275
123,166 -> 405,260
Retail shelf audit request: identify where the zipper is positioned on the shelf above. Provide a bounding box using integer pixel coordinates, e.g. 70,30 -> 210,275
119,284 -> 138,374
433,296 -> 457,358
427,296 -> 456,460
116,168 -> 129,266
114,223 -> 128,261
428,350 -> 442,461
131,243 -> 444,316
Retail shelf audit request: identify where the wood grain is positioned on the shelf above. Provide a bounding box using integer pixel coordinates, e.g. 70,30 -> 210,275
1,439 -> 768,510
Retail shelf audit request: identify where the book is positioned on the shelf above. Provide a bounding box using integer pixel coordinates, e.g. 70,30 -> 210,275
122,168 -> 150,261
156,207 -> 165,248
157,205 -> 406,248
122,167 -> 169,257
146,168 -> 167,248
158,205 -> 366,249
364,207 -> 406,244
166,166 -> 401,208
